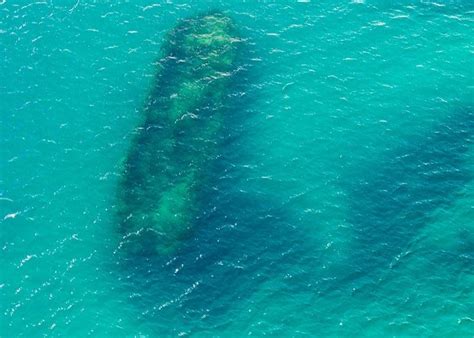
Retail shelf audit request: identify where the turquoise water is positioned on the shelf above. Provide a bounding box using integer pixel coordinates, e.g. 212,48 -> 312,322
1,1 -> 473,336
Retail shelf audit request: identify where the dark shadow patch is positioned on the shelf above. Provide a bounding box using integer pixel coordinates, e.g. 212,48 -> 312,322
335,105 -> 473,291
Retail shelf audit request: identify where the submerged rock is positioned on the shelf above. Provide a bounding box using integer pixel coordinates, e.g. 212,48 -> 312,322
117,12 -> 242,256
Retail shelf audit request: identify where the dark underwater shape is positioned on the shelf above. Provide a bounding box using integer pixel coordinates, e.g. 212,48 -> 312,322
345,107 -> 473,280
117,12 -> 242,256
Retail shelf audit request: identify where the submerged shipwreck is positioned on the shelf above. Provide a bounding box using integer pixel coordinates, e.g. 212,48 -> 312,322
117,12 -> 242,256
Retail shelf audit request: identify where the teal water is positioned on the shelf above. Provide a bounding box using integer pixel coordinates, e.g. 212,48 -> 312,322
1,1 -> 473,336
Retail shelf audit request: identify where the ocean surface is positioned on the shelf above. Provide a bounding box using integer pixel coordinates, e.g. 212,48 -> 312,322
1,1 -> 473,337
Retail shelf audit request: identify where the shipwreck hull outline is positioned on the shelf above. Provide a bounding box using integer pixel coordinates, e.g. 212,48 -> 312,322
117,12 -> 244,257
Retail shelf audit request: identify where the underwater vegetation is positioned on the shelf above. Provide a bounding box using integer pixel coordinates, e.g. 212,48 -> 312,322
116,12 -> 243,257
344,106 -> 473,283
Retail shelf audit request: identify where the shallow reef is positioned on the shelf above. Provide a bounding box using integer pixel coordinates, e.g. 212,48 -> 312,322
117,12 -> 243,256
